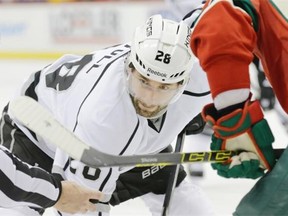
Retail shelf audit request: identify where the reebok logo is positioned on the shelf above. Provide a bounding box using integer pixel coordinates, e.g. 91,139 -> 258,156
148,68 -> 167,78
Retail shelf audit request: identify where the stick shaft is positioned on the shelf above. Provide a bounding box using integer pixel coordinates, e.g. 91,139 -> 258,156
162,129 -> 186,216
9,96 -> 285,168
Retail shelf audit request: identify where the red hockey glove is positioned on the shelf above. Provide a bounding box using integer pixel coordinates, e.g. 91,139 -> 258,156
202,100 -> 276,179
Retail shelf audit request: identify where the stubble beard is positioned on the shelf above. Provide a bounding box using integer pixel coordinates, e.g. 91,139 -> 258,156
131,97 -> 166,118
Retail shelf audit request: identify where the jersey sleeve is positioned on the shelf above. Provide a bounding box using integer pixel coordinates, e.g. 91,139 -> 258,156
190,0 -> 256,99
0,145 -> 61,209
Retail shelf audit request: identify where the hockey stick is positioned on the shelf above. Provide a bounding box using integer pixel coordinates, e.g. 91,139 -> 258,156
9,96 -> 284,168
162,128 -> 186,216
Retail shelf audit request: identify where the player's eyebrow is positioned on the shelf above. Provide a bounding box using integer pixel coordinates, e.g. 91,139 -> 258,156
135,72 -> 148,81
136,72 -> 173,86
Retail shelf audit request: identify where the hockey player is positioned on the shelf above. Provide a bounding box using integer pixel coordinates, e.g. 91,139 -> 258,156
1,15 -> 214,215
184,0 -> 288,215
0,145 -> 103,215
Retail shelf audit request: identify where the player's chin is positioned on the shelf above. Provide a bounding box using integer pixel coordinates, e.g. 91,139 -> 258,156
136,108 -> 153,117
137,106 -> 165,118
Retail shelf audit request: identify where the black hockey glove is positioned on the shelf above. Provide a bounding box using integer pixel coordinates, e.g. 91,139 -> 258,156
185,112 -> 206,135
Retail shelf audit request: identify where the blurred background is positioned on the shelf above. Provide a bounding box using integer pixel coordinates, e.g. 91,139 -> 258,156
0,0 -> 176,60
0,0 -> 287,215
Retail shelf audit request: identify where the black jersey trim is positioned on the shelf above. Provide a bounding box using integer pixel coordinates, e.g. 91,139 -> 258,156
73,44 -> 130,132
147,112 -> 167,133
24,70 -> 41,101
119,119 -> 140,155
99,168 -> 112,192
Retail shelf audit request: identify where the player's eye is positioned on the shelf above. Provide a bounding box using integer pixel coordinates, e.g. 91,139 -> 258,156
139,78 -> 149,86
159,85 -> 170,90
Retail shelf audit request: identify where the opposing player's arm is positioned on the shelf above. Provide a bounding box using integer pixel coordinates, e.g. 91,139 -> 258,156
0,145 -> 61,208
0,145 -> 104,213
190,0 -> 256,99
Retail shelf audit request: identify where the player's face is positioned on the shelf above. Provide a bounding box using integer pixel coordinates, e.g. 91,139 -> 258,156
127,70 -> 182,118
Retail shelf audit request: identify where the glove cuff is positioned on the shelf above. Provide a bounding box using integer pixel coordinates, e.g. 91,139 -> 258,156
202,100 -> 264,137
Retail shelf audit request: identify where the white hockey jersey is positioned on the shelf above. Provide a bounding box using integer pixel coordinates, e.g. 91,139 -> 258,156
10,43 -> 211,216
